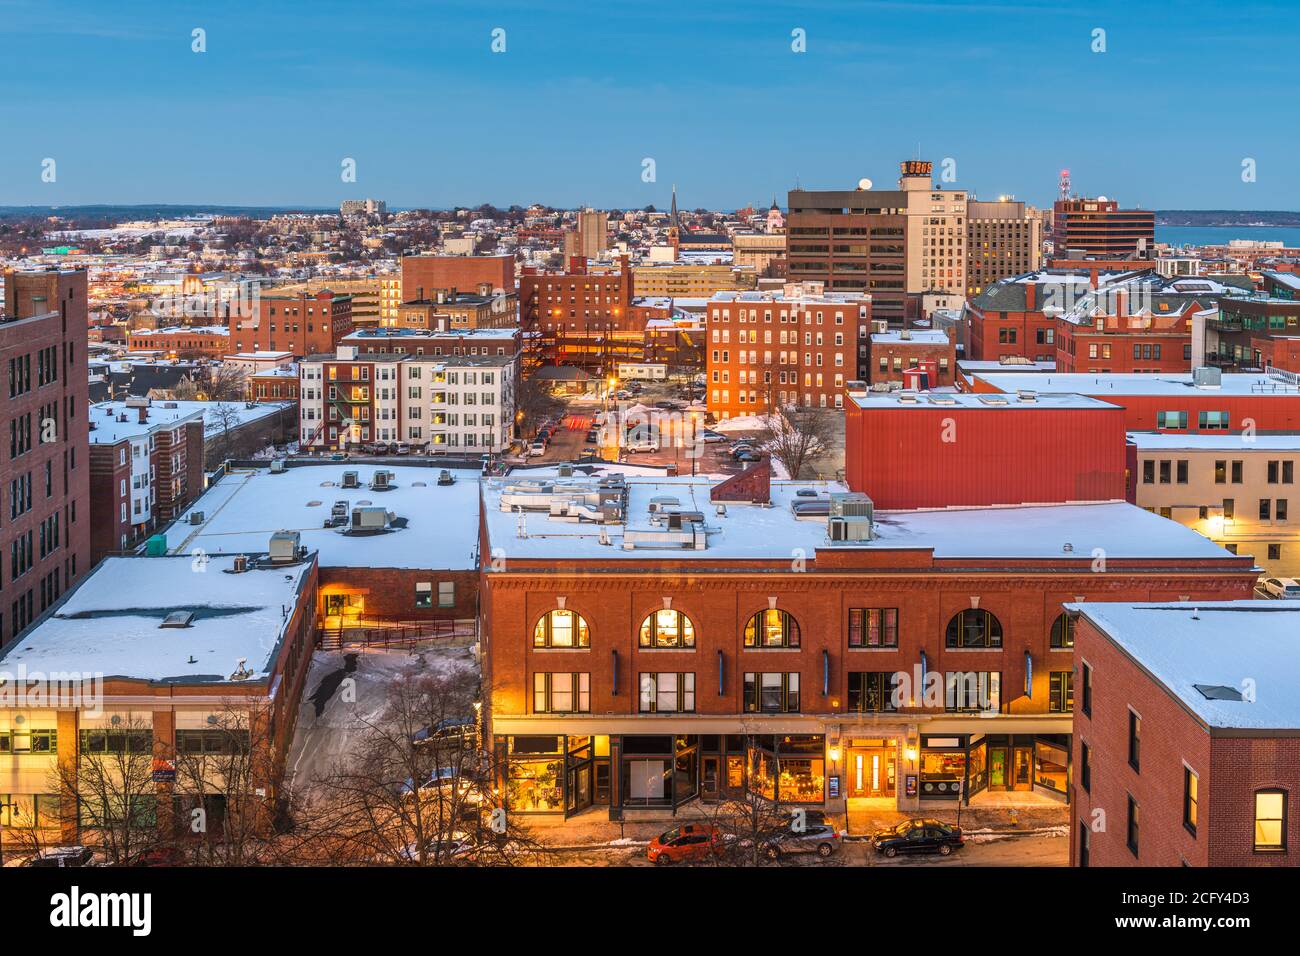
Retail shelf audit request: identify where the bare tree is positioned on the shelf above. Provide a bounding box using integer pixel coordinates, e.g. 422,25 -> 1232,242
760,402 -> 838,479
173,364 -> 248,403
57,717 -> 161,865
171,702 -> 277,866
310,665 -> 539,866
514,375 -> 563,439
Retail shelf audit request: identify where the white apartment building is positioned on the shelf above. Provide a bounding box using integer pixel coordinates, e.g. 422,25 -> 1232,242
299,345 -> 516,453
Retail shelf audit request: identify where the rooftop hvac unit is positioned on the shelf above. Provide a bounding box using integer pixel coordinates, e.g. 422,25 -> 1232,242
231,554 -> 249,573
1192,366 -> 1222,388
341,470 -> 360,488
1016,389 -> 1038,402
350,506 -> 390,531
648,496 -> 682,513
270,458 -> 287,474
160,610 -> 195,629
437,469 -> 455,486
557,463 -> 574,477
371,470 -> 393,490
268,530 -> 301,563
828,515 -> 873,542
897,392 -> 919,404
189,511 -> 205,525
828,492 -> 874,520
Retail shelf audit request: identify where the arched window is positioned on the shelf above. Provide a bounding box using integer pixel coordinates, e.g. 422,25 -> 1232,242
533,609 -> 589,648
945,609 -> 1003,648
1050,612 -> 1075,649
639,609 -> 695,648
743,608 -> 800,648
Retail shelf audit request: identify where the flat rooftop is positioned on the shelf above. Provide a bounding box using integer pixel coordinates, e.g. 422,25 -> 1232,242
848,390 -> 1117,411
1127,431 -> 1300,451
1068,601 -> 1300,730
972,371 -> 1300,397
482,473 -> 1236,563
0,555 -> 313,684
870,330 -> 951,345
343,326 -> 519,340
167,463 -> 481,570
89,399 -> 289,444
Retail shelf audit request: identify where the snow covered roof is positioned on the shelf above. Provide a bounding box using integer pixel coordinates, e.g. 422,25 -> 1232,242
1067,601 -> 1300,731
1127,431 -> 1300,451
848,390 -> 1115,411
167,464 -> 481,571
870,330 -> 951,345
972,371 -> 1300,397
482,476 -> 1237,563
0,555 -> 313,684
88,400 -> 289,444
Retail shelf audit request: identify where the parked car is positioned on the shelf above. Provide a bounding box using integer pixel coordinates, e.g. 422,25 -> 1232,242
647,824 -> 725,865
625,436 -> 660,453
1261,576 -> 1300,598
764,822 -> 844,859
585,429 -> 599,443
654,400 -> 680,410
528,440 -> 547,457
126,846 -> 187,867
25,846 -> 96,867
872,819 -> 965,858
696,429 -> 726,443
733,449 -> 763,463
728,438 -> 755,451
393,441 -> 410,455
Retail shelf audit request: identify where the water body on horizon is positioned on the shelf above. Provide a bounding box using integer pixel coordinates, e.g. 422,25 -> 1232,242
1157,225 -> 1300,248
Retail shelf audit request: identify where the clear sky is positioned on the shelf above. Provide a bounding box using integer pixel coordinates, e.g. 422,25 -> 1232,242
1,0 -> 1296,210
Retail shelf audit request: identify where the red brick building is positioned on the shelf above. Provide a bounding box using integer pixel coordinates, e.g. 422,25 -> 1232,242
1070,601 -> 1300,867
521,256 -> 638,370
88,398 -> 206,561
868,328 -> 956,386
706,284 -> 870,419
229,289 -> 353,357
127,325 -> 231,358
480,468 -> 1255,819
401,253 -> 516,298
963,274 -> 1094,363
0,268 -> 92,647
1055,288 -> 1205,373
844,387 -> 1127,510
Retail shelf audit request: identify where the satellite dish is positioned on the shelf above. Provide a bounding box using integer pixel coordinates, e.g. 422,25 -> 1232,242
857,178 -> 873,190
1097,195 -> 1108,202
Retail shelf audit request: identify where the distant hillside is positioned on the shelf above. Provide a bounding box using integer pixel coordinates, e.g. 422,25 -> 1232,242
1156,210 -> 1300,227
0,203 -> 335,221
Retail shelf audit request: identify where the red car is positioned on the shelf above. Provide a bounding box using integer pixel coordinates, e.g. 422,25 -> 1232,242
646,824 -> 725,866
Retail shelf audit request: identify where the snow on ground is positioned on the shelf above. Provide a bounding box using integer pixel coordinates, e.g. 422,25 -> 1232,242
285,645 -> 480,797
711,415 -> 768,433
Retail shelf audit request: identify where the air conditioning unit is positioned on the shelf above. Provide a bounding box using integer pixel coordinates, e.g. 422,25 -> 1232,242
270,458 -> 287,474
341,470 -> 360,488
231,555 -> 249,573
371,470 -> 393,490
189,511 -> 205,525
350,506 -> 389,531
829,492 -> 874,520
1192,366 -> 1222,388
828,515 -> 874,542
268,530 -> 301,563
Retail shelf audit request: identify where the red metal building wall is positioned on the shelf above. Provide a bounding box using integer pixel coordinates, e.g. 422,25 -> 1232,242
845,403 -> 1128,509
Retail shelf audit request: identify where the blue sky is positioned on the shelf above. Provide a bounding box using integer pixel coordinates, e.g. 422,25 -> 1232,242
1,0 -> 1297,209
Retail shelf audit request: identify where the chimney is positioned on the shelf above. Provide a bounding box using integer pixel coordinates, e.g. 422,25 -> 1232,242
138,406 -> 148,424
1024,283 -> 1036,311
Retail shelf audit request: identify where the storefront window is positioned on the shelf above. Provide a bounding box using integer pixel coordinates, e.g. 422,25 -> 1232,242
920,747 -> 966,799
1034,740 -> 1070,792
778,759 -> 825,803
967,741 -> 988,794
508,758 -> 563,812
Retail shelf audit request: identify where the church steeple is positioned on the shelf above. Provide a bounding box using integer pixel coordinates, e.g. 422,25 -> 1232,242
668,184 -> 680,255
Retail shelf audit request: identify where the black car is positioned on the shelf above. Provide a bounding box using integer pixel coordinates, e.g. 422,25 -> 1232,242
871,819 -> 965,858
25,845 -> 96,867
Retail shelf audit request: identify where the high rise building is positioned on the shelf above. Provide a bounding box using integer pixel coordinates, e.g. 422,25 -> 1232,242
966,199 -> 1042,296
1052,197 -> 1155,259
787,160 -> 967,325
0,268 -> 93,646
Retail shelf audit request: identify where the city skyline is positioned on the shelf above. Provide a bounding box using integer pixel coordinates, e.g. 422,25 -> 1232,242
2,0 -> 1297,208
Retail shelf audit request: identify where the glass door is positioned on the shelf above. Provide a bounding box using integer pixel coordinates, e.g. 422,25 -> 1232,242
1013,747 -> 1033,791
989,747 -> 1008,789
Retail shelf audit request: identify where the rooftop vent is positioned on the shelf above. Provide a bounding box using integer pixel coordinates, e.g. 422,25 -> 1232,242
897,392 -> 920,404
928,394 -> 957,405
978,394 -> 1009,406
1016,389 -> 1038,402
160,611 -> 195,629
436,470 -> 454,486
1194,683 -> 1243,702
229,658 -> 253,681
